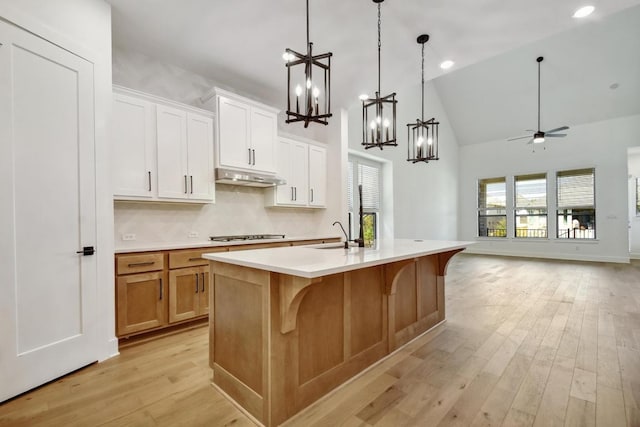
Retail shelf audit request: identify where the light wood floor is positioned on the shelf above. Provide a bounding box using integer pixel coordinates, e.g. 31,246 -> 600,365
1,254 -> 639,426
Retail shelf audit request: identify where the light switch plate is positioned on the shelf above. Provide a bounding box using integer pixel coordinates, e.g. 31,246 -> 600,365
188,231 -> 199,238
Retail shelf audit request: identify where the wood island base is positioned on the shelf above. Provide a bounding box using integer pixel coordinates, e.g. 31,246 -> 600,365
208,249 -> 462,426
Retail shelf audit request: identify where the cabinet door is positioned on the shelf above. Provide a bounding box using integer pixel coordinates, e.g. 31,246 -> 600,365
274,139 -> 293,204
116,272 -> 166,336
198,269 -> 210,316
156,104 -> 188,199
112,94 -> 156,198
186,113 -> 214,201
218,96 -> 251,169
308,145 -> 327,207
290,141 -> 309,205
168,266 -> 209,321
250,107 -> 276,173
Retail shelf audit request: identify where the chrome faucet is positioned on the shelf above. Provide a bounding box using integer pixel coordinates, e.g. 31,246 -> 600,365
332,221 -> 350,249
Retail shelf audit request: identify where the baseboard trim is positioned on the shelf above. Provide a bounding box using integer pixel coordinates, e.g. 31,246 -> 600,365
463,247 -> 630,264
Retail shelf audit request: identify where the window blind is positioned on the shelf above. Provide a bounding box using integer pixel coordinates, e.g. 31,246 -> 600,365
478,177 -> 506,209
358,163 -> 380,211
557,168 -> 595,208
515,174 -> 546,208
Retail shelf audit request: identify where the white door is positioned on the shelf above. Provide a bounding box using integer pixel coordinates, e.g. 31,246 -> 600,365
186,113 -> 214,202
156,104 -> 188,199
250,107 -> 276,173
112,93 -> 156,198
217,96 -> 251,170
0,20 -> 98,402
309,145 -> 327,207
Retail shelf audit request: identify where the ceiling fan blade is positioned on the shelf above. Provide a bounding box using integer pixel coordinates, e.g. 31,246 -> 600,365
526,139 -> 534,145
546,134 -> 567,137
525,129 -> 537,132
507,135 -> 533,141
545,126 -> 569,133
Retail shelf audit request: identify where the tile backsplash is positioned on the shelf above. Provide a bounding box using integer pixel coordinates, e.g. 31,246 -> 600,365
114,184 -> 333,249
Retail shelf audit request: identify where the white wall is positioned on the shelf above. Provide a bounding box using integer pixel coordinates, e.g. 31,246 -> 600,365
347,80 -> 459,240
459,114 -> 640,263
112,48 -> 343,248
629,147 -> 640,258
0,0 -> 116,358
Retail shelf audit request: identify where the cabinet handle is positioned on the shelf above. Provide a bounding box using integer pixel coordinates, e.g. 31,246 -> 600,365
195,273 -> 199,293
188,257 -> 201,262
252,149 -> 256,165
291,186 -> 294,201
159,278 -> 163,300
184,175 -> 188,193
311,188 -> 314,202
201,273 -> 205,292
294,187 -> 297,201
248,148 -> 252,165
190,175 -> 193,194
128,261 -> 154,267
148,171 -> 152,191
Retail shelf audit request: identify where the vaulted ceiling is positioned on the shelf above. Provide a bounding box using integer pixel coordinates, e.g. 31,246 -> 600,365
106,0 -> 640,145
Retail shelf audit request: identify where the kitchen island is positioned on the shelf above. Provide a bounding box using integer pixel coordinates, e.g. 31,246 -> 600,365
203,239 -> 471,426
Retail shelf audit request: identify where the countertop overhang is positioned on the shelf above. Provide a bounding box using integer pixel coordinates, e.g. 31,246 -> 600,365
203,239 -> 473,278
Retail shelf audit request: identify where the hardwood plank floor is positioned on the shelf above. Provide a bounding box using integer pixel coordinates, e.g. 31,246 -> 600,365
1,254 -> 638,426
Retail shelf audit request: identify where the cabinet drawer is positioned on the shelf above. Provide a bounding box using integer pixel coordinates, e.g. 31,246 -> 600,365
169,247 -> 226,269
117,252 -> 164,275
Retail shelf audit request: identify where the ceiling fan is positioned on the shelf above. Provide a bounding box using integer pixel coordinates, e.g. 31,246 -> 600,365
508,56 -> 569,144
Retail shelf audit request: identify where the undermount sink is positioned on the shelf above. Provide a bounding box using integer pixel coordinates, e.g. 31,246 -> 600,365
313,244 -> 349,249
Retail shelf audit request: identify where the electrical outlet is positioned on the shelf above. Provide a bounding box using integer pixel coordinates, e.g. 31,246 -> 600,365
122,233 -> 136,241
188,231 -> 199,238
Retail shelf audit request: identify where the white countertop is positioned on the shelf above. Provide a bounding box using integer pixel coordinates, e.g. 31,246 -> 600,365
114,235 -> 341,254
202,239 -> 473,278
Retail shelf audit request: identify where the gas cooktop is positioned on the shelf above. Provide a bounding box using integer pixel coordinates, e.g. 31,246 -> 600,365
209,234 -> 286,242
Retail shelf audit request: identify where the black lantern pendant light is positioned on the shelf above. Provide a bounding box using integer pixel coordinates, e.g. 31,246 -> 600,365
407,34 -> 439,163
284,0 -> 332,128
361,0 -> 397,150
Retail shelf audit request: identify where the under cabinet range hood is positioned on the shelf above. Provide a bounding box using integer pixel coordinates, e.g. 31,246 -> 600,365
215,168 -> 286,187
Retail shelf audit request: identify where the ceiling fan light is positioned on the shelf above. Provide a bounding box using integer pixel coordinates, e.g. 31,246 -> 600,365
533,132 -> 545,143
573,5 -> 594,18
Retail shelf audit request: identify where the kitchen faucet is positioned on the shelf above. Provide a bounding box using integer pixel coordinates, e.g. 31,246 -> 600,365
332,221 -> 350,249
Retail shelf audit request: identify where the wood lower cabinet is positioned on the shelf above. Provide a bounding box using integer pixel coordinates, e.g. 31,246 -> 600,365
115,251 -> 167,337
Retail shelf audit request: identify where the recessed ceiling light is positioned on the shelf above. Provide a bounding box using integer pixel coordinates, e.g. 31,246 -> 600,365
573,5 -> 594,18
440,60 -> 454,70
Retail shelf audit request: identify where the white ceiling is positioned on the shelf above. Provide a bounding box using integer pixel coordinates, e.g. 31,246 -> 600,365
106,0 -> 640,144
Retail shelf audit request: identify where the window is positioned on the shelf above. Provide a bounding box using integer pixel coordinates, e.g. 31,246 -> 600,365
348,157 -> 381,245
514,173 -> 547,238
478,177 -> 506,237
557,168 -> 595,239
636,178 -> 640,216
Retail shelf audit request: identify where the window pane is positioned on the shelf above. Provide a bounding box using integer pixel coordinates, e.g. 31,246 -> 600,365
557,168 -> 594,208
478,209 -> 507,237
515,174 -> 547,238
478,177 -> 506,209
347,161 -> 354,212
636,178 -> 640,215
557,208 -> 596,239
358,164 -> 380,211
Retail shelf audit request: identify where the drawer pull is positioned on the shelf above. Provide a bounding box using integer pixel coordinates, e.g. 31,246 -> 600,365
128,261 -> 155,267
159,278 -> 163,300
201,273 -> 205,292
195,273 -> 199,293
188,257 -> 202,262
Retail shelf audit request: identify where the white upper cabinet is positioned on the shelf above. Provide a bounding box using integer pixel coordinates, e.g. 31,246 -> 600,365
112,93 -> 156,198
112,86 -> 215,203
215,88 -> 278,174
266,137 -> 326,209
308,145 -> 327,207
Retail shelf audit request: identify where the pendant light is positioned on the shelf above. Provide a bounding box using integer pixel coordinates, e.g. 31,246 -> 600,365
361,0 -> 397,150
407,34 -> 439,163
283,0 -> 332,128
